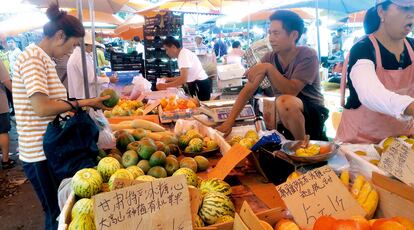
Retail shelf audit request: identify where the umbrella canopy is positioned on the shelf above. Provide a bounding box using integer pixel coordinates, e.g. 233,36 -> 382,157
275,0 -> 375,14
25,0 -> 129,13
241,8 -> 314,22
68,9 -> 124,25
116,27 -> 144,40
0,11 -> 47,37
114,14 -> 144,34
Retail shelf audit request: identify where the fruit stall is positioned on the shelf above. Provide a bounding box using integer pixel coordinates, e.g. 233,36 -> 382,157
58,90 -> 414,230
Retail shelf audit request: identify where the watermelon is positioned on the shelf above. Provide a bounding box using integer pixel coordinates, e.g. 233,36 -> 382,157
108,169 -> 134,191
199,178 -> 232,197
199,192 -> 235,225
97,157 -> 122,182
172,168 -> 198,186
116,133 -> 135,152
72,168 -> 103,198
69,214 -> 96,230
126,166 -> 145,179
100,88 -> 119,108
122,150 -> 139,168
71,198 -> 94,219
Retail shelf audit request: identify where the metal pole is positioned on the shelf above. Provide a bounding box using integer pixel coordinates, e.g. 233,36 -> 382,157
247,0 -> 251,46
89,0 -> 100,97
77,0 -> 90,99
315,0 -> 321,62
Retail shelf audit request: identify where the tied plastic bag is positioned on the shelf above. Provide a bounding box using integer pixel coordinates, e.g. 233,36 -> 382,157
130,75 -> 152,100
88,109 -> 115,149
251,132 -> 282,152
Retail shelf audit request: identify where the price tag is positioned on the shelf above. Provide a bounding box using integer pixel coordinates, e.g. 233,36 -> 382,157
94,175 -> 192,230
379,139 -> 414,187
276,166 -> 365,229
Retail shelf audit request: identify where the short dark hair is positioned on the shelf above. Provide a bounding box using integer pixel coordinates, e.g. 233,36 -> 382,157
162,36 -> 181,48
232,41 -> 241,49
43,4 -> 85,39
269,10 -> 304,43
133,36 -> 141,42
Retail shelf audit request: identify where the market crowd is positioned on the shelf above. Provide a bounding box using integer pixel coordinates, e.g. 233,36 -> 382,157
0,0 -> 413,229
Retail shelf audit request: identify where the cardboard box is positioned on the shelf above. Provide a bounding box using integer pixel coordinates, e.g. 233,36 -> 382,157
372,172 -> 414,221
58,192 -> 75,230
262,97 -> 277,130
217,63 -> 245,89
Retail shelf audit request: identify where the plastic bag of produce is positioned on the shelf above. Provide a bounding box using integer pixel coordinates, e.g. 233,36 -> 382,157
89,109 -> 115,149
130,75 -> 152,99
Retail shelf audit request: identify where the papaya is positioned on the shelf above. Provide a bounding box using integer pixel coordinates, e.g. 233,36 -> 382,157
149,151 -> 166,167
147,166 -> 167,178
100,88 -> 120,108
122,150 -> 139,168
116,133 -> 135,152
137,139 -> 157,160
180,157 -> 198,172
165,157 -> 179,176
137,160 -> 151,174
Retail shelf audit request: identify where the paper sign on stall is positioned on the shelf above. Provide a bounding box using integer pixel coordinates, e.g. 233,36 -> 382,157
143,100 -> 160,115
378,140 -> 414,187
276,166 -> 365,229
207,144 -> 252,180
93,175 -> 192,230
239,201 -> 265,230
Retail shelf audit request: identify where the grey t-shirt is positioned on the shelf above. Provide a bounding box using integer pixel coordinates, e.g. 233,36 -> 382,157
261,46 -> 324,106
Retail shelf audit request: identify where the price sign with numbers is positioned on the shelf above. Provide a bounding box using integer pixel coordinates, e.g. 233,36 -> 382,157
379,139 -> 414,187
93,175 -> 192,230
276,166 -> 365,229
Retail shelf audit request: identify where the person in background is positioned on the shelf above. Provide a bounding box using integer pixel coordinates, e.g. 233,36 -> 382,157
12,5 -> 109,229
0,45 -> 10,72
133,36 -> 145,59
67,32 -> 118,99
332,28 -> 344,51
195,35 -> 208,55
96,44 -> 109,68
0,61 -> 15,169
307,19 -> 331,58
224,41 -> 245,64
216,10 -> 328,140
6,37 -> 22,76
336,0 -> 414,143
213,37 -> 228,58
156,36 -> 212,101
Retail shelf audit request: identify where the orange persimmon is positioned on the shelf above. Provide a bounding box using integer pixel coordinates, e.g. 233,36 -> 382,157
313,216 -> 336,230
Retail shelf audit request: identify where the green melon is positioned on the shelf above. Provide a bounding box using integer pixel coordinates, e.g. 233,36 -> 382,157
172,168 -> 198,186
116,133 -> 135,152
108,169 -> 134,191
164,157 -> 179,176
194,156 -> 210,171
199,178 -> 232,197
189,138 -> 203,152
100,88 -> 120,108
149,151 -> 166,167
147,166 -> 168,178
97,157 -> 122,182
136,175 -> 156,182
199,192 -> 235,225
122,150 -> 139,168
137,160 -> 151,174
107,153 -> 122,165
71,198 -> 94,219
126,166 -> 145,179
180,157 -> 198,173
69,214 -> 96,230
72,168 -> 103,198
178,135 -> 191,149
137,139 -> 157,160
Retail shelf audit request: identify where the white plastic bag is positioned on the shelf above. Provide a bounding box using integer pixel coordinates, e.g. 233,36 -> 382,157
88,109 -> 116,149
130,75 -> 152,100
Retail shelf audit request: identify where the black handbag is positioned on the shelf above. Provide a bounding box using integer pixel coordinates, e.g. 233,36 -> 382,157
43,100 -> 99,182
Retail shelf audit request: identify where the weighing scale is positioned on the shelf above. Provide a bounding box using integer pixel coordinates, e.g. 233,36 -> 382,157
196,100 -> 256,124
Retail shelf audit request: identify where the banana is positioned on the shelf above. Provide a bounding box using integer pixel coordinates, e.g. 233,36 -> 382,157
340,170 -> 350,187
362,190 -> 379,219
351,175 -> 365,198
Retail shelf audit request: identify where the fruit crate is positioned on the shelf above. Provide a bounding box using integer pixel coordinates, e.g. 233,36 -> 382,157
158,105 -> 200,123
58,192 -> 76,230
107,114 -> 160,124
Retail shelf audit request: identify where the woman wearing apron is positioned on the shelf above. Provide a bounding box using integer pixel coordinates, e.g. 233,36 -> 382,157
336,0 -> 414,144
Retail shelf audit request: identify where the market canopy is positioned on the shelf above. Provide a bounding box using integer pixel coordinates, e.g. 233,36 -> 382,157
240,8 -> 314,22
68,9 -> 124,25
275,0 -> 376,14
0,11 -> 47,37
25,0 -> 129,13
114,14 -> 144,39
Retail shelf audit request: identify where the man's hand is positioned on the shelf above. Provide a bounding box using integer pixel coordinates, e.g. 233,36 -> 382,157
156,83 -> 167,91
109,76 -> 118,84
84,95 -> 111,110
246,63 -> 269,83
215,121 -> 234,137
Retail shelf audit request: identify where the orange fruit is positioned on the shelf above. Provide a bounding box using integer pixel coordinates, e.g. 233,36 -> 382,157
391,217 -> 414,230
372,219 -> 406,230
314,216 -> 336,230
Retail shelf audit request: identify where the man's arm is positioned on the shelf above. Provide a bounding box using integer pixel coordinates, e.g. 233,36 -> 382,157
264,63 -> 305,96
0,61 -> 12,91
165,68 -> 188,88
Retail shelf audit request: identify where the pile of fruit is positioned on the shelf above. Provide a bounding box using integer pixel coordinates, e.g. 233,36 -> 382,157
313,215 -> 414,230
104,99 -> 147,118
178,128 -> 219,153
227,130 -> 259,149
295,144 -> 331,157
160,96 -> 198,111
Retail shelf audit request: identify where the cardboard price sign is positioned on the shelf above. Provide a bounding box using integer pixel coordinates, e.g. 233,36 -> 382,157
276,166 -> 365,229
378,139 -> 414,187
93,175 -> 192,230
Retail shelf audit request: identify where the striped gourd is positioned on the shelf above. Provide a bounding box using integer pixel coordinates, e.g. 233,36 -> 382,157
97,157 -> 122,182
108,169 -> 134,191
194,214 -> 205,227
71,198 -> 94,219
68,214 -> 96,230
199,178 -> 232,197
126,165 -> 145,179
72,168 -> 103,198
172,168 -> 198,186
215,215 -> 234,224
199,192 -> 235,225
